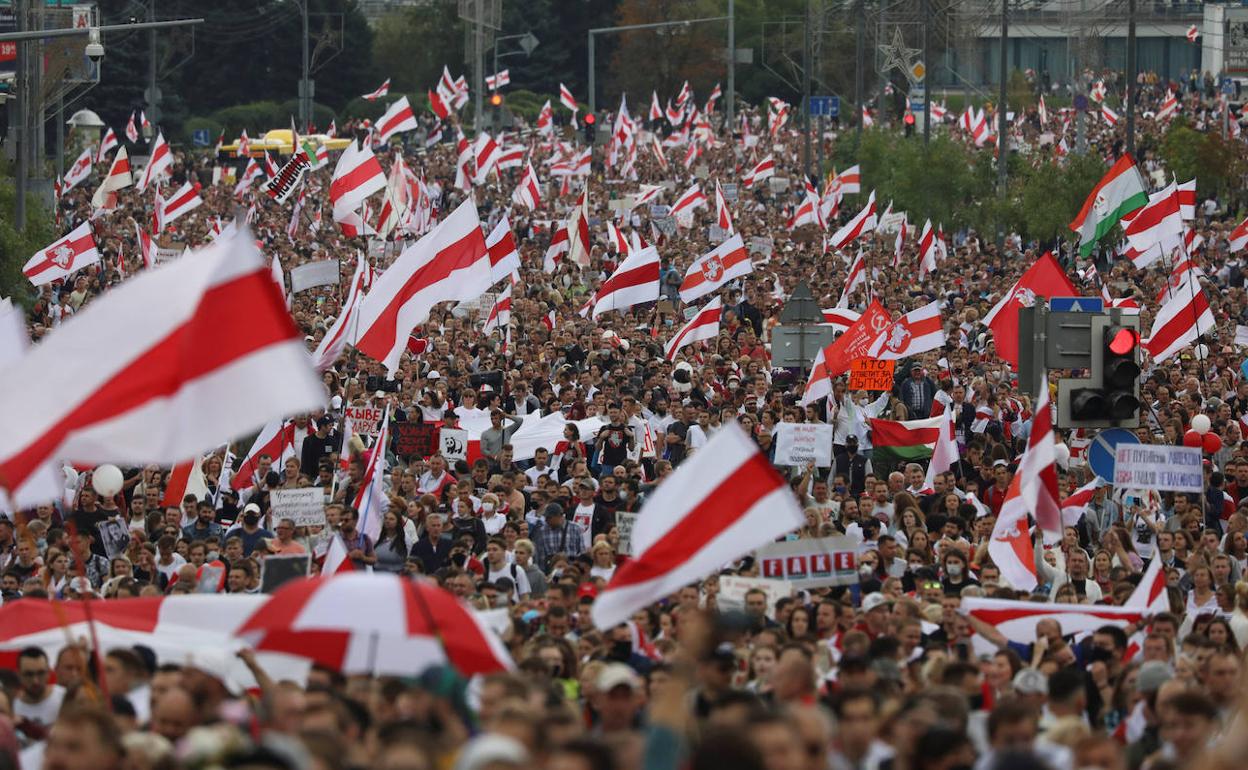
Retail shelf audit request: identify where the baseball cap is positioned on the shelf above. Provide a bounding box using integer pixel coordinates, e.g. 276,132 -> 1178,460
242,503 -> 262,515
427,370 -> 441,380
1012,668 -> 1048,695
596,662 -> 642,693
454,735 -> 529,770
577,582 -> 598,600
1137,661 -> 1174,693
862,592 -> 890,613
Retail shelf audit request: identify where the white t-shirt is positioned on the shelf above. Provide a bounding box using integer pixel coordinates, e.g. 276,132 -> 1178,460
572,502 -> 596,552
155,553 -> 187,580
15,684 -> 65,727
484,561 -> 531,600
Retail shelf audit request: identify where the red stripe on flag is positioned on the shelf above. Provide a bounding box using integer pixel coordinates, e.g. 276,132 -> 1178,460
606,452 -> 785,590
1,270 -> 297,491
1147,291 -> 1209,357
599,263 -> 659,297
330,156 -> 384,204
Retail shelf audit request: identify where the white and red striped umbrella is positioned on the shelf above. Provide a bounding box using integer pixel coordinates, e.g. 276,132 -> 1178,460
237,573 -> 513,677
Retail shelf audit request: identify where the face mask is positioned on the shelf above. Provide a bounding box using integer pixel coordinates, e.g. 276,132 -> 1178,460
243,513 -> 259,526
858,564 -> 875,578
946,563 -> 964,578
482,503 -> 495,512
619,490 -> 629,501
908,562 -> 924,571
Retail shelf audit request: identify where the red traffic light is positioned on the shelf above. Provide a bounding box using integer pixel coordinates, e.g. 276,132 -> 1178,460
489,93 -> 503,106
904,113 -> 915,125
584,113 -> 596,125
1108,327 -> 1139,355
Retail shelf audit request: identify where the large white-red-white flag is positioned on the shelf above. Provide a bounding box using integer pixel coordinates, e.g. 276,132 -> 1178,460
139,131 -> 172,191
512,162 -> 542,210
679,234 -> 753,303
664,298 -> 721,360
590,246 -> 660,318
160,182 -> 204,229
0,228 -> 323,501
355,198 -> 490,374
484,216 -> 522,284
330,140 -> 386,238
313,256 -> 373,372
1144,269 -> 1214,362
829,190 -> 877,249
376,96 -> 418,143
591,423 -> 804,629
743,155 -> 775,188
670,183 -> 708,220
866,301 -> 944,359
362,78 -> 391,101
23,222 -> 101,287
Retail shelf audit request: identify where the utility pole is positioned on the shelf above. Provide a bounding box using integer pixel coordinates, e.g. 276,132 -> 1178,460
1074,0 -> 1086,155
301,0 -> 310,131
878,0 -> 887,125
13,0 -> 29,230
802,0 -> 812,178
1125,0 -> 1136,156
855,0 -> 864,137
148,0 -> 158,129
726,0 -> 735,134
922,0 -> 931,144
473,0 -> 484,131
997,0 -> 1008,247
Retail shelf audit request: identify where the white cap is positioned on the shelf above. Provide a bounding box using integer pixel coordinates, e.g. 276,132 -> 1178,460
453,735 -> 529,770
862,592 -> 890,613
596,662 -> 642,692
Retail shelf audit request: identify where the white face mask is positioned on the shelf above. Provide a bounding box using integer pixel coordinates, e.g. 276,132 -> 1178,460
946,563 -> 964,578
482,503 -> 495,512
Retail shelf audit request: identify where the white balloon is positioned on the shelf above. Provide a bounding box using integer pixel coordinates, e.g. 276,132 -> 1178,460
1191,414 -> 1212,435
1054,442 -> 1071,469
1194,343 -> 1210,361
91,464 -> 124,497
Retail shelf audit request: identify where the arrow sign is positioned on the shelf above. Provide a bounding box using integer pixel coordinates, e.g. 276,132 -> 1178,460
1049,296 -> 1104,313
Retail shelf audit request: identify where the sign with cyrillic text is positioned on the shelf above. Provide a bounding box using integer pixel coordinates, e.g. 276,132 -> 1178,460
1113,445 -> 1202,493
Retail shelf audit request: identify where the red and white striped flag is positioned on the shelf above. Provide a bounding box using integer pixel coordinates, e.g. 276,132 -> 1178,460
829,190 -> 877,249
125,113 -> 139,142
821,307 -> 860,333
1123,183 -> 1183,268
566,190 -> 592,267
1020,388 -> 1062,539
160,181 -> 204,229
472,132 -> 501,184
592,423 -> 804,629
495,145 -> 525,170
23,222 -> 100,287
649,91 -> 663,121
63,147 -> 95,191
233,158 -> 264,198
665,298 -> 721,360
831,165 -> 861,194
839,250 -> 868,303
1229,214 -> 1248,253
92,147 -> 132,210
679,234 -> 753,303
591,246 -> 660,318
330,140 -> 386,237
1061,479 -> 1101,527
559,83 -> 578,113
1,229 -> 322,500
1144,270 -> 1214,362
353,404 -> 390,542
355,198 -> 490,373
134,223 -> 156,270
161,456 -> 209,508
1101,104 -> 1119,126
138,131 -> 172,191
543,224 -> 570,273
1187,24 -> 1199,43
312,255 -> 372,372
1156,89 -> 1179,121
670,183 -> 708,219
485,69 -> 510,90
917,219 -> 938,278
536,100 -> 554,135
866,301 -> 944,359
632,184 -> 663,210
861,106 -> 874,127
541,308 -> 556,332
1038,94 -> 1049,126
97,127 -> 118,163
362,78 -> 391,101
236,129 -> 251,158
512,161 -> 542,210
962,596 -> 1149,646
485,216 -> 521,284
232,419 -> 297,491
482,282 -> 512,336
743,155 -> 775,188
377,96 -> 418,143
606,221 -> 630,255
714,180 -> 734,232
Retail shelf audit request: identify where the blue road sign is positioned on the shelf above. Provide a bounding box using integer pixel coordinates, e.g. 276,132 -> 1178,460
1049,296 -> 1104,313
191,129 -> 211,148
809,95 -> 839,118
1088,428 -> 1140,481
1221,76 -> 1235,96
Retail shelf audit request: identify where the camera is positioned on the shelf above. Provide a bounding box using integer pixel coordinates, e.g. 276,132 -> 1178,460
84,27 -> 104,63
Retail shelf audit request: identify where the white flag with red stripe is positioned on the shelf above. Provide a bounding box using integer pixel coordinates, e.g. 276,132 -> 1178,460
1020,388 -> 1062,539
866,301 -> 944,359
962,597 -> 1150,646
353,404 -> 390,542
829,190 -> 877,249
679,234 -> 753,303
377,96 -> 418,143
543,225 -> 570,273
987,474 -> 1037,590
743,155 -> 775,188
330,140 -> 386,237
591,246 -> 660,318
92,146 -> 133,210
135,223 -> 156,270
821,307 -> 860,333
484,216 -> 521,284
139,131 -> 172,191
313,255 -> 373,372
1144,270 -> 1214,363
0,228 -> 323,500
665,298 -> 721,360
649,91 -> 663,121
917,219 -> 938,278
1060,479 -> 1101,527
482,282 -> 512,335
362,78 -> 391,101
512,161 -> 542,210
485,69 -> 510,90
831,165 -> 861,195
559,83 -> 578,113
1230,215 -> 1248,253
23,222 -> 101,287
670,183 -> 708,219
232,421 -> 297,490
160,182 -> 204,229
714,180 -> 734,232
355,197 -> 490,374
591,423 -> 804,629
97,127 -> 118,163
63,147 -> 95,191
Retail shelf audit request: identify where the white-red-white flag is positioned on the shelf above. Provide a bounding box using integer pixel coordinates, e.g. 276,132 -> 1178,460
23,222 -> 100,287
160,181 -> 204,229
543,225 -> 570,273
917,219 -> 938,278
0,228 -> 323,498
679,234 -> 753,303
330,140 -> 386,237
559,83 -> 578,113
987,473 -> 1038,590
472,133 -> 501,184
97,127 -> 118,163
232,419 -> 297,491
1229,214 -> 1248,253
485,69 -> 510,90
362,78 -> 391,101
866,301 -> 944,359
829,190 -> 877,249
664,297 -> 721,360
591,423 -> 804,629
1187,24 -> 1199,43
714,180 -> 734,232
648,91 -> 663,121
512,161 -> 542,210
313,255 -> 373,372
355,198 -> 490,373
377,96 -> 418,143
485,216 -> 521,284
743,155 -> 775,188
92,146 -> 133,210
353,404 -> 390,542
1144,270 -> 1214,362
125,113 -> 139,142
566,191 -> 592,267
63,147 -> 95,190
138,131 -> 172,191
670,183 -> 708,219
1019,388 -> 1062,539
482,282 -> 512,335
591,246 -> 660,318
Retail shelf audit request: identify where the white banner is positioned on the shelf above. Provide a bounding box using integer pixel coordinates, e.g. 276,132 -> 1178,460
773,422 -> 834,467
616,512 -> 637,556
718,575 -> 793,614
344,406 -> 383,436
440,428 -> 468,461
1113,445 -> 1203,493
1236,324 -> 1248,348
755,536 -> 860,589
269,487 -> 326,527
290,260 -> 340,294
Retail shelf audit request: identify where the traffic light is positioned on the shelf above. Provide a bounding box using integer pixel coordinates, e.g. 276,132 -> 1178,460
1058,313 -> 1141,428
489,93 -> 503,107
903,110 -> 915,137
583,112 -> 596,143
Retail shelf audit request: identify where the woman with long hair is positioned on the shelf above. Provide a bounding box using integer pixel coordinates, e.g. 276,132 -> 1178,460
374,510 -> 408,574
786,606 -> 813,641
1186,561 -> 1219,616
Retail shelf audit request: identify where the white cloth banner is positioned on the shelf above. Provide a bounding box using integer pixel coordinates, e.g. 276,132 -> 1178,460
290,260 -> 340,294
772,422 -> 834,467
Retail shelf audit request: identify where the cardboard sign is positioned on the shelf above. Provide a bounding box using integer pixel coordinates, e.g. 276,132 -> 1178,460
649,204 -> 671,218
708,225 -> 729,243
718,576 -> 794,614
344,406 -> 383,435
440,427 -> 468,461
392,423 -> 439,460
290,259 -> 339,293
1113,445 -> 1203,493
721,183 -> 739,203
848,359 -> 896,391
616,512 -> 638,556
154,247 -> 181,264
773,423 -> 834,467
260,554 -> 310,593
755,536 -> 860,589
747,236 -> 774,257
269,487 -> 326,527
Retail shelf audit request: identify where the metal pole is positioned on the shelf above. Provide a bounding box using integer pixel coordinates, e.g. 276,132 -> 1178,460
473,0 -> 483,131
56,95 -> 63,181
1075,0 -> 1086,155
1125,0 -> 1136,156
726,0 -> 735,134
14,0 -> 28,231
923,0 -> 931,144
301,0 -> 309,131
817,114 -> 825,173
0,17 -> 204,41
878,0 -> 888,125
802,0 -> 812,178
32,1 -> 42,168
148,0 -> 157,132
997,0 -> 1008,245
856,0 -> 864,137
588,32 -> 596,115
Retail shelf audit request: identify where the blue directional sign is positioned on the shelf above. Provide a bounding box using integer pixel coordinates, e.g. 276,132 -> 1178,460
809,95 -> 839,118
1049,296 -> 1104,313
1221,76 -> 1235,96
1088,428 -> 1140,481
191,129 -> 211,147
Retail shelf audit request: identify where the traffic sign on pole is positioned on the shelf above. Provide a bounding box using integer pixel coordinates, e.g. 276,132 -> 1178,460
809,96 -> 839,118
1088,428 -> 1140,481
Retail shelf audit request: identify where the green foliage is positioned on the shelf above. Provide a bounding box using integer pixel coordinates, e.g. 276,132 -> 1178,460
1159,119 -> 1248,206
504,90 -> 548,121
0,159 -> 57,306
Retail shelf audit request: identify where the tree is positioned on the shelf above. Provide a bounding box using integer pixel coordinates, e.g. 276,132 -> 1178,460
606,0 -> 724,107
373,3 -> 463,95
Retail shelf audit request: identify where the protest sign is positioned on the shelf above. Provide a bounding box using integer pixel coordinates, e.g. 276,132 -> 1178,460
755,536 -> 859,589
773,422 -> 834,467
848,359 -> 896,391
344,406 -> 383,435
747,236 -> 774,257
708,225 -> 728,243
721,183 -> 739,202
154,247 -> 180,264
290,260 -> 339,293
392,423 -> 439,460
615,512 -> 638,556
440,428 -> 469,461
718,576 -> 794,614
260,554 -> 310,594
1113,445 -> 1202,493
269,487 -> 326,527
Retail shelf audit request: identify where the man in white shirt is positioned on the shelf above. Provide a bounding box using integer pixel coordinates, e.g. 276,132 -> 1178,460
524,448 -> 558,490
484,537 -> 530,602
15,648 -> 66,733
833,389 -> 891,450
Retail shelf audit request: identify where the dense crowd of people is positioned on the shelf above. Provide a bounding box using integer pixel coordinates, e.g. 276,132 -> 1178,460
4,66 -> 1248,770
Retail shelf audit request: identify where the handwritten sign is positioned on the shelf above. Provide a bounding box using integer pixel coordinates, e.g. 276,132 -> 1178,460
440,427 -> 468,461
1113,445 -> 1203,493
616,512 -> 637,556
849,359 -> 896,391
755,536 -> 860,589
773,423 -> 834,467
718,576 -> 793,614
344,406 -> 382,435
392,423 -> 439,460
269,487 -> 326,527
